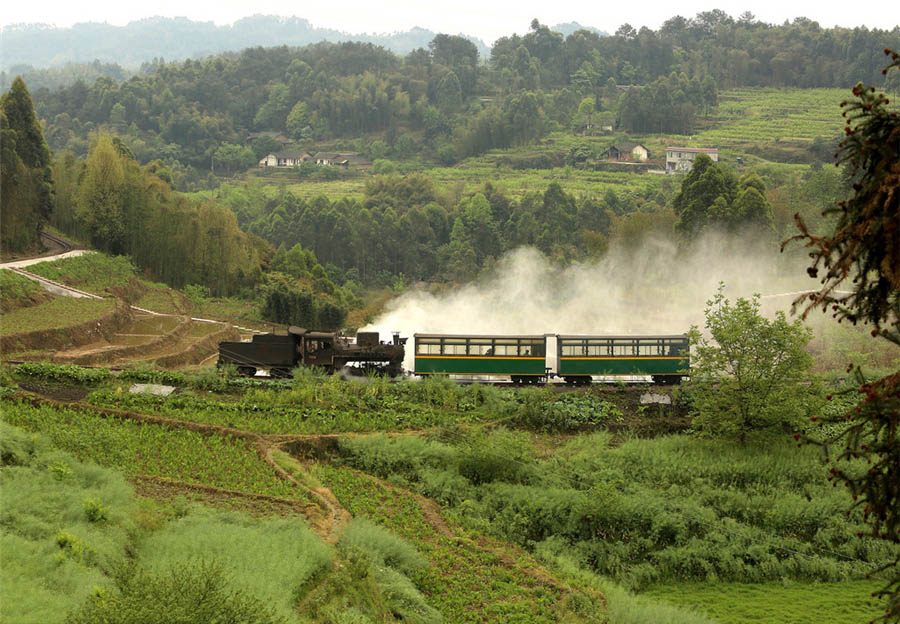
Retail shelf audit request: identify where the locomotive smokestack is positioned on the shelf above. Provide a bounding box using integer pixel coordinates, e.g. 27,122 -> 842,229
392,331 -> 400,346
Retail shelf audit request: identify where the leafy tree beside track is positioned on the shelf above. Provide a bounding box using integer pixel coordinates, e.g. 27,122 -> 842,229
688,286 -> 818,442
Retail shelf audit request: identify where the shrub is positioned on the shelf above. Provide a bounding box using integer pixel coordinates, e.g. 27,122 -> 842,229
65,559 -> 284,624
13,362 -> 111,385
455,428 -> 536,486
338,519 -> 427,577
82,498 -> 108,523
513,392 -> 623,432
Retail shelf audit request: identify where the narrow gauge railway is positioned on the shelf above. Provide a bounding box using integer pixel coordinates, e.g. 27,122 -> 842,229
413,333 -> 690,385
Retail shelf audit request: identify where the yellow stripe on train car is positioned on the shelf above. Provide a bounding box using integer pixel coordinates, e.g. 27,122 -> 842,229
415,356 -> 546,360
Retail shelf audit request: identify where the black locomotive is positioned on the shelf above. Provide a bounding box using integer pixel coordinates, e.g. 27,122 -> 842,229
217,326 -> 406,377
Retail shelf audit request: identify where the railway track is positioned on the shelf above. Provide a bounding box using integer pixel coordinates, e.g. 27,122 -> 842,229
40,230 -> 74,254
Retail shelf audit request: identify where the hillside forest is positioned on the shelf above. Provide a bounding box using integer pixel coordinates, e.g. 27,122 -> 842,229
5,13 -> 900,328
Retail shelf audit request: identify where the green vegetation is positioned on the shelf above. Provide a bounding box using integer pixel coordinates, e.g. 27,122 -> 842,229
1,418 -> 444,624
75,370 -> 634,435
687,286 -> 819,440
134,509 -> 332,622
309,462 -> 589,623
67,559 -> 286,624
13,362 -> 113,385
673,155 -> 774,239
646,580 -> 885,624
1,422 -> 135,624
52,135 -> 265,296
0,297 -> 115,336
25,253 -> 136,294
1,76 -> 52,252
696,88 -> 846,151
1,400 -> 299,499
787,49 -> 900,620
331,429 -> 896,590
0,269 -> 50,312
4,354 -> 893,622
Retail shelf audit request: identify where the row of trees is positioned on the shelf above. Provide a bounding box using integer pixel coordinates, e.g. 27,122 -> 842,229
213,159 -> 791,287
216,177 -> 634,284
1,77 -> 54,252
617,72 -> 717,134
492,16 -> 900,92
52,135 -> 266,296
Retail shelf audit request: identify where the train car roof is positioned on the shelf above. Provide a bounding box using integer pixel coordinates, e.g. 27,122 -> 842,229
413,333 -> 547,339
556,334 -> 688,340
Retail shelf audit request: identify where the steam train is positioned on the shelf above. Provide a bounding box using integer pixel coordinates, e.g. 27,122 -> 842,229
218,329 -> 689,384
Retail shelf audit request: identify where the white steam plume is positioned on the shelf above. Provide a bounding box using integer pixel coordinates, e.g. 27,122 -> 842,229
364,233 -> 813,364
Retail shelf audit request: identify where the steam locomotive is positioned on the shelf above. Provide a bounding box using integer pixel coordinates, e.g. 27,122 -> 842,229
217,327 -> 406,378
219,329 -> 689,384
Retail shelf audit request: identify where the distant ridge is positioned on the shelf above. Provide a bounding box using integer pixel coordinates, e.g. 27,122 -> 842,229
0,15 -> 491,70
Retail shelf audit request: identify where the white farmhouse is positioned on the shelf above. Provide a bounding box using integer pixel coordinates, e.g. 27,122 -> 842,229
666,147 -> 719,173
258,150 -> 312,168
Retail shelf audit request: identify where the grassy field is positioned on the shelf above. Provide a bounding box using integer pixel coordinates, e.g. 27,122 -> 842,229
1,297 -> 116,336
646,580 -> 885,624
1,400 -> 300,500
25,254 -> 137,295
0,269 -> 52,312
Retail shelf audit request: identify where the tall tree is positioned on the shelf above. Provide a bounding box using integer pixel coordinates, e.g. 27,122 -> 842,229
0,111 -> 41,251
786,49 -> 900,622
0,76 -> 54,250
77,135 -> 127,253
672,154 -> 736,238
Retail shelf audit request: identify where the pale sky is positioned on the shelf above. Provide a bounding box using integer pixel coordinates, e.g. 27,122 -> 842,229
3,1 -> 897,44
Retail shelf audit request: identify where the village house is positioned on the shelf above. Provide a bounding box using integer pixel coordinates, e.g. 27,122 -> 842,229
603,142 -> 650,162
666,147 -> 719,173
258,150 -> 312,168
313,152 -> 372,168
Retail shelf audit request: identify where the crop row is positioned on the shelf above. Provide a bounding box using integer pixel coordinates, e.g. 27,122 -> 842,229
1,298 -> 115,337
0,399 -> 299,500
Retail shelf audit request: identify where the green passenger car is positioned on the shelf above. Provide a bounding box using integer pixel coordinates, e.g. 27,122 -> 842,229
557,334 -> 690,384
414,334 -> 548,382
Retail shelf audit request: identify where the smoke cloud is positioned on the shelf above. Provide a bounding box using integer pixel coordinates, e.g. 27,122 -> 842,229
364,233 -> 814,367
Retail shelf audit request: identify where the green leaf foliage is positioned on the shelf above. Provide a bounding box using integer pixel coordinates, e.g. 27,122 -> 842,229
687,285 -> 819,440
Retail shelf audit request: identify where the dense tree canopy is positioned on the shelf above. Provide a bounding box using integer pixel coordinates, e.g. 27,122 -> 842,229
673,154 -> 774,239
53,134 -> 266,296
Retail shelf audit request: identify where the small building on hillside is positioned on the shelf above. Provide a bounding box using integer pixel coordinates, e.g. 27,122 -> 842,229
603,142 -> 650,162
258,150 -> 312,168
313,152 -> 372,168
666,147 -> 719,173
